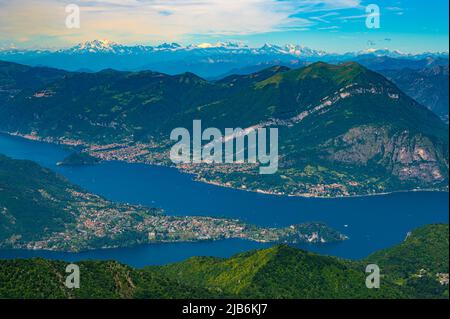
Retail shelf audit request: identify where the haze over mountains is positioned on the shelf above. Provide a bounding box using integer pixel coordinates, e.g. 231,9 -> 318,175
1,39 -> 448,78
0,60 -> 448,197
381,65 -> 449,122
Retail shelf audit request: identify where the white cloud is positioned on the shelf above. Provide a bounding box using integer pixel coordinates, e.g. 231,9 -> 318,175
0,0 -> 362,47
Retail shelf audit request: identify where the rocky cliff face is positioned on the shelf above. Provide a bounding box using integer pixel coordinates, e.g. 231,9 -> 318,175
324,125 -> 448,185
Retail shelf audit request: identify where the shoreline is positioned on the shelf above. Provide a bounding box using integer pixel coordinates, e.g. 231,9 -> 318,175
193,175 -> 448,200
1,131 -> 448,200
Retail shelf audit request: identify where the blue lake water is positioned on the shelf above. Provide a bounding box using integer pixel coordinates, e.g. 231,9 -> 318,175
0,133 -> 448,268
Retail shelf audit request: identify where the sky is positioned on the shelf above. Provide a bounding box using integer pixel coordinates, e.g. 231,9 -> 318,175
0,0 -> 448,53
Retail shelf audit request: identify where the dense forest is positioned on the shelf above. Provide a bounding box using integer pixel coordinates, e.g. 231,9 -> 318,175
1,224 -> 448,299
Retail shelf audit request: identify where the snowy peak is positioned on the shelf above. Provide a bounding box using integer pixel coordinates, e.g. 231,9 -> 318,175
255,43 -> 327,57
258,43 -> 284,54
283,44 -> 328,57
62,39 -> 156,55
69,39 -> 121,53
357,48 -> 406,58
62,40 -> 327,56
2,40 -> 447,61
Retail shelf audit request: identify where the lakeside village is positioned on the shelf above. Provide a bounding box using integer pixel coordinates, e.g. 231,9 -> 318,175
2,186 -> 347,252
7,128 -> 370,198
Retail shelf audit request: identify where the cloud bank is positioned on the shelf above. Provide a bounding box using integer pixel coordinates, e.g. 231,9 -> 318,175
0,0 -> 362,47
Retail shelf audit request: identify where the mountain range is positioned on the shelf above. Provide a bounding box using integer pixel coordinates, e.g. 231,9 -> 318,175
1,224 -> 448,299
211,59 -> 450,121
2,40 -> 447,59
0,60 -> 448,197
1,40 -> 447,120
381,65 -> 449,122
1,40 -> 448,78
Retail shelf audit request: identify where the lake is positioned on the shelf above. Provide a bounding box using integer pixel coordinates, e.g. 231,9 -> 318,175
0,132 -> 448,267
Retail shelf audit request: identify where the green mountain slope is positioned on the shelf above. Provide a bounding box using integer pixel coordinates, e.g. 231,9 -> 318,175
0,60 -> 67,104
0,61 -> 447,196
365,224 -> 449,299
155,225 -> 447,299
0,259 -> 213,299
184,63 -> 449,196
0,224 -> 448,299
0,154 -> 79,243
0,153 -> 168,250
151,245 -> 399,299
0,67 -> 223,143
367,224 -> 449,275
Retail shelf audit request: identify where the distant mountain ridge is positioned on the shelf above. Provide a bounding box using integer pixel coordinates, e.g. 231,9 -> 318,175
0,40 -> 447,78
381,65 -> 449,122
2,39 -> 447,58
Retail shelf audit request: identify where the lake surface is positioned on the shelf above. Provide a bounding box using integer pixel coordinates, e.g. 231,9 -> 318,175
0,133 -> 448,267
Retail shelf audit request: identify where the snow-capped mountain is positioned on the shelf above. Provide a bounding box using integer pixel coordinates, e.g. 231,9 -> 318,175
282,44 -> 328,57
188,41 -> 248,50
61,39 -> 154,55
68,39 -> 120,53
356,48 -> 407,58
52,40 -> 331,57
0,39 -> 447,78
2,39 -> 447,58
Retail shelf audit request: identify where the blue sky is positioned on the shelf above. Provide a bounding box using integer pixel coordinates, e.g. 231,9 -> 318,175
0,0 -> 448,53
